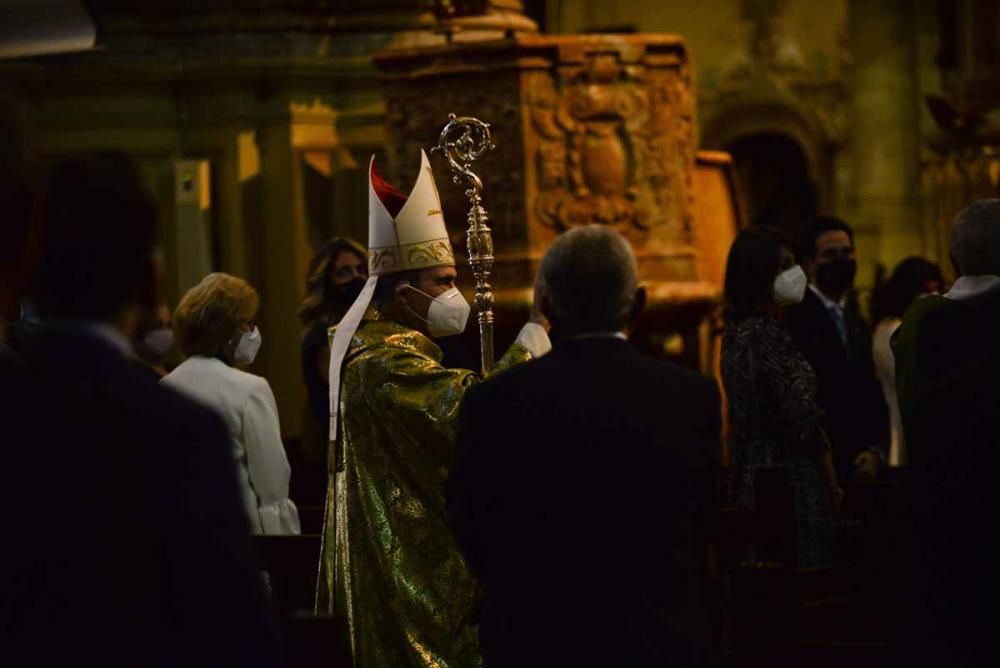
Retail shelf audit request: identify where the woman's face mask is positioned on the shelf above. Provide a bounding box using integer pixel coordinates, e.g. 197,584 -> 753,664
141,327 -> 174,360
333,276 -> 366,306
774,265 -> 808,306
232,326 -> 262,365
401,285 -> 471,338
330,252 -> 367,306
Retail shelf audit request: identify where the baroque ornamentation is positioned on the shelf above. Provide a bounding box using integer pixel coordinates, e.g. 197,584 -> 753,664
383,83 -> 523,251
528,48 -> 695,241
369,238 -> 455,273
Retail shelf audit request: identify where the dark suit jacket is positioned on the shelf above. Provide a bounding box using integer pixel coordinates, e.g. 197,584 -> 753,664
784,288 -> 888,477
1,326 -> 280,666
448,337 -> 721,668
890,288 -> 1000,665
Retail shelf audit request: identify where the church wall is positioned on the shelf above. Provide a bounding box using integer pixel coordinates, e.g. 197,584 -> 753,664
4,1 -> 987,440
0,4 -> 450,440
547,0 -> 936,298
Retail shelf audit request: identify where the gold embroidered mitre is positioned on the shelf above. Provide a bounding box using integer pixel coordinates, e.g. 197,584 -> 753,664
368,149 -> 454,275
329,148 -> 454,441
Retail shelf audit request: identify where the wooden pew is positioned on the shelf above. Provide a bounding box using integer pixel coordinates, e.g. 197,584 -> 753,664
297,505 -> 325,535
254,534 -> 353,667
255,534 -> 321,613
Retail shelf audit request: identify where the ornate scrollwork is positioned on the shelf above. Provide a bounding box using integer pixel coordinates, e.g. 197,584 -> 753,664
369,239 -> 456,274
528,49 -> 694,241
433,114 -> 497,372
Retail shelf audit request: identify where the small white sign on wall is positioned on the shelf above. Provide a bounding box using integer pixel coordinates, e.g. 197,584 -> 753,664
173,159 -> 213,296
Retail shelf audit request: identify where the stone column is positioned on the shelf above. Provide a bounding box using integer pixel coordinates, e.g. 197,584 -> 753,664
257,117 -> 312,438
848,0 -> 922,280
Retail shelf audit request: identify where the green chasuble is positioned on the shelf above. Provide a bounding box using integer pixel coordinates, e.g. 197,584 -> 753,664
892,291 -> 1000,449
318,308 -> 536,668
891,294 -> 949,446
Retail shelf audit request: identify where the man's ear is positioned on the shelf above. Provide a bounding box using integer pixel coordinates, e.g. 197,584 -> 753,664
626,286 -> 646,333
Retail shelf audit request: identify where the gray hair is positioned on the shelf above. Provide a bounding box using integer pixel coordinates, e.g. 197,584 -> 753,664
951,199 -> 1000,276
538,225 -> 639,335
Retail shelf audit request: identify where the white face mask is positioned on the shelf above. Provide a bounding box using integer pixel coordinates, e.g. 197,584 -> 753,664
773,265 -> 807,306
233,326 -> 262,365
403,285 -> 471,338
142,327 -> 174,358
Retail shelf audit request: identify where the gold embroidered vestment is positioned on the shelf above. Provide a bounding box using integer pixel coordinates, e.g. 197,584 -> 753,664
319,309 -> 533,667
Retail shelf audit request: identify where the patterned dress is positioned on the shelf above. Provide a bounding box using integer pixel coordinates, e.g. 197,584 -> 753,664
722,315 -> 837,569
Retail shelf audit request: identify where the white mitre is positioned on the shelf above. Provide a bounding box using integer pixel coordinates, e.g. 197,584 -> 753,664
328,149 -> 453,441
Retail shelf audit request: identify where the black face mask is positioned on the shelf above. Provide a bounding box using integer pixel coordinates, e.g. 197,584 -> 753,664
333,276 -> 366,306
815,258 -> 857,295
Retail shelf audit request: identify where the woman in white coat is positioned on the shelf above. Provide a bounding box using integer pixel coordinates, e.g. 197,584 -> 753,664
164,273 -> 300,535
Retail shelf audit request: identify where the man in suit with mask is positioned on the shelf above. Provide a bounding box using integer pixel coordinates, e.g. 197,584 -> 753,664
785,216 -> 888,481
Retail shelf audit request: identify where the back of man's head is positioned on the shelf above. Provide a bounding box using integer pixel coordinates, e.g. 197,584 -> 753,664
539,226 -> 639,337
950,199 -> 1000,277
34,153 -> 158,321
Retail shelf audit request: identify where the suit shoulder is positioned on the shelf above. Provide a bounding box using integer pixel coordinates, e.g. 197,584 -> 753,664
639,350 -> 708,383
902,294 -> 950,324
461,355 -> 543,413
132,375 -> 230,447
783,290 -> 823,325
895,295 -> 952,344
647,356 -> 717,398
240,370 -> 273,398
217,362 -> 269,395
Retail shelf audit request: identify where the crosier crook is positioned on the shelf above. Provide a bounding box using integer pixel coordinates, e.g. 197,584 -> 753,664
432,114 -> 497,372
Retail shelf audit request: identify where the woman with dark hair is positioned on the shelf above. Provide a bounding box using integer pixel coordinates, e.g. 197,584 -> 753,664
870,257 -> 944,467
722,226 -> 840,568
298,238 -> 368,484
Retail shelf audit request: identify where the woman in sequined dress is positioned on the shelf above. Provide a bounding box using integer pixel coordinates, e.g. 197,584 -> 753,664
721,227 -> 841,569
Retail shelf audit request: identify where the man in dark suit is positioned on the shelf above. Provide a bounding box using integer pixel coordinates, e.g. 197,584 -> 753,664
784,216 -> 888,480
890,199 -> 1000,666
1,154 -> 281,665
447,226 -> 721,667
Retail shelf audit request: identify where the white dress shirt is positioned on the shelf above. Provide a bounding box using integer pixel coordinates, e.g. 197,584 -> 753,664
944,275 -> 1000,300
163,356 -> 300,535
808,283 -> 849,347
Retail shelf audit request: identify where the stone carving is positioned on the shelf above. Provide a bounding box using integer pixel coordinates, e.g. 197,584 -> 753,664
527,47 -> 695,242
377,35 -> 697,263
383,82 -> 524,251
376,35 -> 727,366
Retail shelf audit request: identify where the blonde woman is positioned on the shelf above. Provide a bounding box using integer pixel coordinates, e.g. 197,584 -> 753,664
164,273 -> 300,535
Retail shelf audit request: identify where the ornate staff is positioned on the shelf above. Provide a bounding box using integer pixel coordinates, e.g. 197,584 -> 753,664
433,113 -> 496,372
